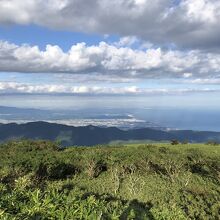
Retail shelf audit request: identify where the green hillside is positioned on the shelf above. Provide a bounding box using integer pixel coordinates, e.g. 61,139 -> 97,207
0,140 -> 219,219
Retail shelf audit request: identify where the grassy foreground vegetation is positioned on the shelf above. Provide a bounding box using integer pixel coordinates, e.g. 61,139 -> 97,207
0,140 -> 219,219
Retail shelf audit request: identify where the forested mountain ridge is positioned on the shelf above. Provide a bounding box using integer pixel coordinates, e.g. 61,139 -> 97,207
0,121 -> 220,146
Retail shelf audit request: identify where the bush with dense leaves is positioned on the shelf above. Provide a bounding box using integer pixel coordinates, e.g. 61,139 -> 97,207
0,140 -> 219,219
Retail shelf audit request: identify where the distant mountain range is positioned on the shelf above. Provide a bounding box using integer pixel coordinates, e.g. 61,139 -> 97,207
0,121 -> 220,146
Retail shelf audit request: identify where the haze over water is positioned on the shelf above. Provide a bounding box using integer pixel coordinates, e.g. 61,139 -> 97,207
1,94 -> 220,132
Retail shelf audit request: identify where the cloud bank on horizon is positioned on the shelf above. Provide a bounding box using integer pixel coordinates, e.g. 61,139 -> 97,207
0,81 -> 218,95
0,0 -> 220,95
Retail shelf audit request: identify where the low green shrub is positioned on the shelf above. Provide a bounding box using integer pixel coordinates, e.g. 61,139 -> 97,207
0,140 -> 219,219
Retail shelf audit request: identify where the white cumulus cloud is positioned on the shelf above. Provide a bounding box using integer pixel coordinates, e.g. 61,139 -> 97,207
0,0 -> 220,50
1,40 -> 220,80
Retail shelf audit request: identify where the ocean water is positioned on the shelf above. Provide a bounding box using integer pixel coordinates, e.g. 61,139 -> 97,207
0,94 -> 220,131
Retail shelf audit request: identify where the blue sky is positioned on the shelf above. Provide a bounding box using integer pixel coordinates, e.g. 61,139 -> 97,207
0,0 -> 220,107
0,25 -> 112,51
